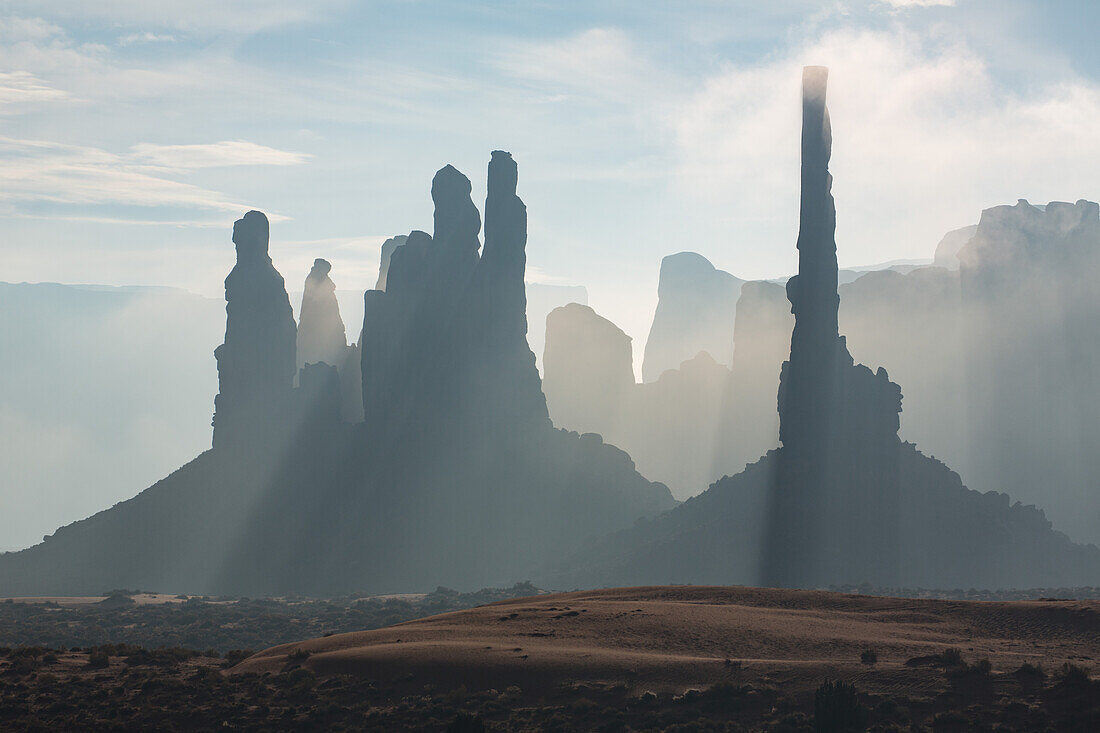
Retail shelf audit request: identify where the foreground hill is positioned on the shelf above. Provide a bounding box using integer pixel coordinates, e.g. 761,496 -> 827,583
236,585 -> 1099,699
2,585 -> 1098,730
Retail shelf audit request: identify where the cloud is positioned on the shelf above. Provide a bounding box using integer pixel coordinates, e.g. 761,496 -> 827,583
671,27 -> 1100,266
1,1 -> 352,33
0,136 -> 304,218
117,32 -> 177,46
0,15 -> 65,43
0,70 -> 67,108
879,0 -> 955,6
130,140 -> 311,169
495,27 -> 676,108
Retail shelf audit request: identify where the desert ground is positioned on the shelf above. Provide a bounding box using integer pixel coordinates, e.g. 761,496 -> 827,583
2,585 -> 1098,730
238,585 -> 1099,696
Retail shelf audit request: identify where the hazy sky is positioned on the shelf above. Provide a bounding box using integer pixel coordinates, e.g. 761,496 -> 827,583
3,0 -> 1100,350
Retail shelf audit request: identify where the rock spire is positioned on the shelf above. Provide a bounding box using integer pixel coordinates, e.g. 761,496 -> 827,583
766,67 -> 902,587
212,210 -> 297,450
297,258 -> 347,371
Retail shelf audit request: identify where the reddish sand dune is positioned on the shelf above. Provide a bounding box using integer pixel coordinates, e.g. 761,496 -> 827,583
236,586 -> 1099,696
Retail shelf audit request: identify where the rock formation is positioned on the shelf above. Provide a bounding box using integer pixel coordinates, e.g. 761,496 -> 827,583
641,252 -> 743,382
542,283 -> 791,499
526,284 -> 588,372
476,150 -> 550,429
959,198 -> 1100,545
544,66 -> 1100,591
212,211 -> 297,451
765,66 -> 903,587
374,235 -> 408,291
543,303 -> 634,438
717,280 -> 793,476
932,225 -> 977,269
296,258 -> 364,423
296,258 -> 347,371
0,150 -> 675,597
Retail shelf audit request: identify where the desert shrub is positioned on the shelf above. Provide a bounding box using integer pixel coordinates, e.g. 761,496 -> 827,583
769,711 -> 812,732
873,698 -> 907,724
813,680 -> 867,733
1014,662 -> 1045,680
287,648 -> 310,663
10,655 -> 40,675
446,712 -> 486,733
86,651 -> 109,669
859,649 -> 877,666
1054,662 -> 1091,689
276,667 -> 317,695
939,648 -> 964,667
190,666 -> 224,684
930,710 -> 969,732
222,649 -> 254,667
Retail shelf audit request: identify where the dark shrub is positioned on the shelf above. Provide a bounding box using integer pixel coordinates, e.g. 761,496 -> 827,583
1055,662 -> 1090,687
222,649 -> 254,668
1014,662 -> 1045,680
283,667 -> 316,694
10,655 -> 39,675
939,648 -> 964,667
86,651 -> 109,669
446,712 -> 486,733
931,710 -> 969,732
813,679 -> 867,732
859,649 -> 877,666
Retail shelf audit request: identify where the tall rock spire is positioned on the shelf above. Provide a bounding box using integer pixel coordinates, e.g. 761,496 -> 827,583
766,68 -> 902,588
212,210 -> 297,450
297,258 -> 347,371
478,150 -> 549,428
482,150 -> 527,342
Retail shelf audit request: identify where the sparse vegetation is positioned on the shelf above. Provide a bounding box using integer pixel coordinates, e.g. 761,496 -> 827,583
939,647 -> 964,667
0,582 -> 542,653
859,648 -> 877,665
0,644 -> 1095,731
85,650 -> 109,669
813,679 -> 867,732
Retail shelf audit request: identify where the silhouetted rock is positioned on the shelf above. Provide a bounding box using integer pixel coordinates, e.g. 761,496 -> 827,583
476,150 -> 550,428
212,211 -> 297,451
838,265 -> 964,480
0,151 -> 676,596
526,284 -> 588,372
297,258 -> 347,371
297,361 -> 341,427
765,66 -> 903,587
544,66 -> 1100,591
932,225 -> 977,269
543,281 -> 792,498
959,198 -> 1100,545
296,258 -> 363,423
375,235 -> 408,291
543,303 -> 634,437
642,252 -> 743,382
718,280 -> 793,475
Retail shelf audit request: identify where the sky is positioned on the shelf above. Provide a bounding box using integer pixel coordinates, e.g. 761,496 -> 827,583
2,0 -> 1100,356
